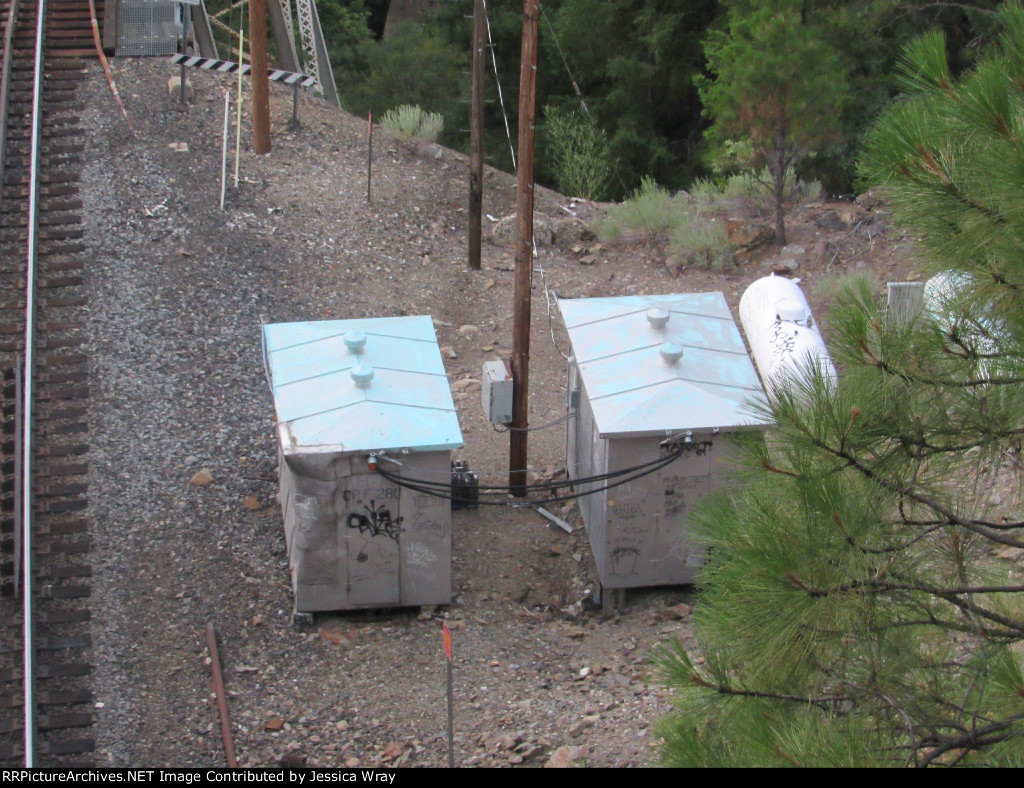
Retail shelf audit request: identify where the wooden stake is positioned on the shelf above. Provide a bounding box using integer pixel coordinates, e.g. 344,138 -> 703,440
234,29 -> 244,188
509,0 -> 538,497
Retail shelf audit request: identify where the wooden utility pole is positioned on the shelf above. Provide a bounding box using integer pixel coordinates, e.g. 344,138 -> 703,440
468,0 -> 485,270
249,0 -> 271,155
509,0 -> 538,497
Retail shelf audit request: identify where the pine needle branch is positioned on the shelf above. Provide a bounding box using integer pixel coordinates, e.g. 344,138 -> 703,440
918,713 -> 1024,767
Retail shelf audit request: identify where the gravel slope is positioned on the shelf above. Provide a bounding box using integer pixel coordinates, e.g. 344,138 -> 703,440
78,56 -> 908,768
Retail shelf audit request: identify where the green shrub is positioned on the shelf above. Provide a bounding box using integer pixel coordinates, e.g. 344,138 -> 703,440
714,167 -> 823,212
543,105 -> 615,201
688,176 -> 726,207
596,176 -> 679,237
701,139 -> 823,211
596,177 -> 731,271
380,104 -> 445,143
667,211 -> 732,271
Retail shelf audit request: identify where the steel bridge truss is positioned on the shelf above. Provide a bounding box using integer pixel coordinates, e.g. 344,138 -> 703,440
203,0 -> 338,107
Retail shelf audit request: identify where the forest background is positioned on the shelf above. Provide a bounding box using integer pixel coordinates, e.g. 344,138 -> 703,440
253,0 -> 1012,202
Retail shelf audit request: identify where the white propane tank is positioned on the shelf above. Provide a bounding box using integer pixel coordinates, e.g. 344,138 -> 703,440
739,274 -> 836,394
923,270 -> 972,330
924,270 -> 1000,360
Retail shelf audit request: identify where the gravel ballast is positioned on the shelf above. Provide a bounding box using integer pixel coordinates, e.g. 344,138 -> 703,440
77,57 -> 702,768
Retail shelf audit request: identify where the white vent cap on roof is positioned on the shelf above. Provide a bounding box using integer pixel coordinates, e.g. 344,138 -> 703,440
775,299 -> 807,323
351,363 -> 374,388
344,330 -> 367,353
647,307 -> 670,329
660,341 -> 684,365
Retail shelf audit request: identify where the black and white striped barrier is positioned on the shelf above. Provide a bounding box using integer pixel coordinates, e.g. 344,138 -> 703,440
170,55 -> 318,88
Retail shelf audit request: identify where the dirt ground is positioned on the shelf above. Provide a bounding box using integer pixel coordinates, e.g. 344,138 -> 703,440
80,57 -> 921,768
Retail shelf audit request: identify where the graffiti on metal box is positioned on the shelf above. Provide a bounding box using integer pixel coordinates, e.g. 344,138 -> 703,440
610,544 -> 640,576
611,501 -> 642,520
346,499 -> 404,542
410,513 -> 448,541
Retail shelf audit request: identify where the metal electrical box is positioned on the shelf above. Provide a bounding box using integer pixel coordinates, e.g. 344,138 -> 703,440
263,316 -> 463,615
115,0 -> 182,56
558,293 -> 770,589
481,360 -> 513,424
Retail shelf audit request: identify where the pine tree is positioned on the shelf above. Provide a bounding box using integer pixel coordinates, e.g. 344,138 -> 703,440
656,2 -> 1024,768
698,0 -> 848,244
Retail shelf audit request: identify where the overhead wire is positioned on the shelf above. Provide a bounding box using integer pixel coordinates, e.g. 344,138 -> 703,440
376,459 -> 678,508
481,1 -> 573,363
537,3 -> 652,213
482,0 -> 517,171
541,2 -> 587,112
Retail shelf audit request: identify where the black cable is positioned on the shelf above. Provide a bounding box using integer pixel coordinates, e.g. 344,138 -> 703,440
492,411 -> 575,433
376,441 -> 687,494
374,443 -> 688,508
377,452 -> 680,507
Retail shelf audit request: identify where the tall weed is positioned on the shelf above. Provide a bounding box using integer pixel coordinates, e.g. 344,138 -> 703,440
544,105 -> 614,201
380,104 -> 445,143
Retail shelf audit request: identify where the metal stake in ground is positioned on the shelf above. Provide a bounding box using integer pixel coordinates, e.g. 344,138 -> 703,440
204,624 -> 237,767
443,621 -> 454,767
179,2 -> 189,106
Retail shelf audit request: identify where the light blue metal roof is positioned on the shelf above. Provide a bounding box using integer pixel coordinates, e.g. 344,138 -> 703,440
263,315 -> 464,454
559,293 -> 769,437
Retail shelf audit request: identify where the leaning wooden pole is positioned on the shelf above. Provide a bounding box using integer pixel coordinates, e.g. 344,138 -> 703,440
468,0 -> 485,270
509,0 -> 538,497
249,0 -> 271,154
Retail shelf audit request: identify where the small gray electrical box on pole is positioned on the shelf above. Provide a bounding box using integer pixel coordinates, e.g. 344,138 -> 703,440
482,360 -> 513,424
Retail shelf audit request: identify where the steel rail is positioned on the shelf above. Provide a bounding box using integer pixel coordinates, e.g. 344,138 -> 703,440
22,0 -> 47,767
2,1 -> 25,602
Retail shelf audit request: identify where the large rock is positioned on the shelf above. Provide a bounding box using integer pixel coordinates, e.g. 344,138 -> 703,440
167,76 -> 193,100
724,218 -> 774,253
814,210 -> 849,231
487,214 -> 555,247
551,216 -> 596,245
545,745 -> 588,768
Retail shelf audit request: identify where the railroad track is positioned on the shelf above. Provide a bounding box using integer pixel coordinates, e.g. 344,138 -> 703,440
0,0 -> 100,767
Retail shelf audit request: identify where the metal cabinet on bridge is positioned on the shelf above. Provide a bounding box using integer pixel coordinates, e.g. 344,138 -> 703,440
558,293 -> 770,591
263,316 -> 463,615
